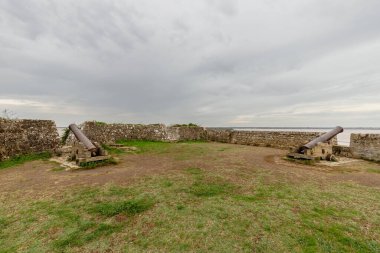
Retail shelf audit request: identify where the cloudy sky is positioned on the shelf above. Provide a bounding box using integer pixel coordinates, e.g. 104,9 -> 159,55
1,0 -> 380,127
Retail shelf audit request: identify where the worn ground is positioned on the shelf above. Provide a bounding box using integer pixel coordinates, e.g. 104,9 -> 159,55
0,141 -> 380,252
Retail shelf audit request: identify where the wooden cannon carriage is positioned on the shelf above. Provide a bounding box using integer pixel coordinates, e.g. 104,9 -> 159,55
288,126 -> 343,161
69,124 -> 110,164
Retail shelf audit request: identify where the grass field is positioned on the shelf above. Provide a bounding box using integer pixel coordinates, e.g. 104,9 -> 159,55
0,152 -> 52,170
0,141 -> 379,252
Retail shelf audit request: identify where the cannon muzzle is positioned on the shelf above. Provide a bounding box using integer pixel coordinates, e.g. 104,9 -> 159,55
69,124 -> 97,152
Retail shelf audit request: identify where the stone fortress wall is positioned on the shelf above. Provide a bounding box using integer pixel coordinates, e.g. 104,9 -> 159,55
81,121 -> 207,144
204,128 -> 333,149
0,118 -> 59,161
80,122 -> 380,161
350,134 -> 380,161
1,119 -> 380,162
81,122 -> 333,150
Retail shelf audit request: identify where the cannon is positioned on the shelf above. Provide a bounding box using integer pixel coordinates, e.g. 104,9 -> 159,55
299,126 -> 343,154
68,124 -> 110,165
288,126 -> 343,161
69,124 -> 97,153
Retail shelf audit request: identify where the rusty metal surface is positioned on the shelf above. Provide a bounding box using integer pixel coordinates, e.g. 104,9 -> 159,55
300,126 -> 343,153
69,124 -> 97,152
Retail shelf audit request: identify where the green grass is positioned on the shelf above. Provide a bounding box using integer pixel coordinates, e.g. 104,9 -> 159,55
0,152 -> 52,170
89,197 -> 155,217
285,157 -> 318,166
188,181 -> 233,197
95,121 -> 107,126
0,217 -> 8,229
0,185 -> 155,252
1,142 -> 380,252
101,144 -> 125,155
51,221 -> 121,250
78,157 -> 118,168
1,173 -> 380,252
184,167 -> 234,197
114,140 -> 210,161
61,127 -> 70,144
367,168 -> 380,174
116,140 -> 171,154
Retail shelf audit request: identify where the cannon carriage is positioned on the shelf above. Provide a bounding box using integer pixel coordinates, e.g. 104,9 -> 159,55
68,124 -> 110,164
288,126 -> 343,161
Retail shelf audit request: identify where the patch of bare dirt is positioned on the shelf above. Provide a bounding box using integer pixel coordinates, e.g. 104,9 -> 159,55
0,143 -> 379,200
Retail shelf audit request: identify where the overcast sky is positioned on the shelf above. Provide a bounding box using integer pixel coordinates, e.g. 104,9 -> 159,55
1,0 -> 380,127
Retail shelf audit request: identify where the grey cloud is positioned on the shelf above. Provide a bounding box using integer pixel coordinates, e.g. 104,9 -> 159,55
1,0 -> 380,127
206,0 -> 238,17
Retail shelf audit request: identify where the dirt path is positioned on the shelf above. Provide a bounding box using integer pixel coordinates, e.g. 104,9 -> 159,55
1,143 -> 379,199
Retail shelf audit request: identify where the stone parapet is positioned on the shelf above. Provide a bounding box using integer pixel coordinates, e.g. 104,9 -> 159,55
350,133 -> 380,162
0,118 -> 59,161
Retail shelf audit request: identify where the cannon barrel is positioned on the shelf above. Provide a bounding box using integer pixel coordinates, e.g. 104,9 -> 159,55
300,126 -> 343,153
69,124 -> 97,152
